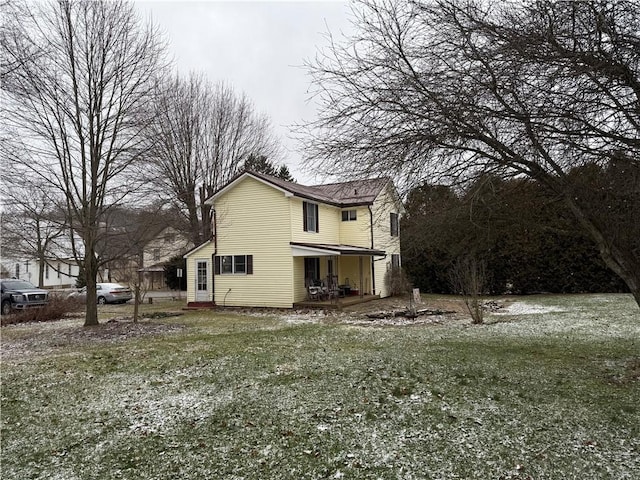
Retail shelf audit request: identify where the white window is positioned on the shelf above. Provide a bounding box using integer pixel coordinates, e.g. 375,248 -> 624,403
197,262 -> 208,290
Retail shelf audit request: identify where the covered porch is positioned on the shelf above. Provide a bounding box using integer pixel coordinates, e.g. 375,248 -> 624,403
291,242 -> 386,305
138,265 -> 166,290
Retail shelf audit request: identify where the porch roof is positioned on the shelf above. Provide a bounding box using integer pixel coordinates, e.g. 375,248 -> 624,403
290,242 -> 385,257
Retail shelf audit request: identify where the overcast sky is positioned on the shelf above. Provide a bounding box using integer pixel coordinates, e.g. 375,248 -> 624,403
135,0 -> 355,184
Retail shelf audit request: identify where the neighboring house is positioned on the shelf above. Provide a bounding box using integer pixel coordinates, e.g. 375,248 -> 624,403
139,227 -> 193,290
2,258 -> 81,289
184,170 -> 404,308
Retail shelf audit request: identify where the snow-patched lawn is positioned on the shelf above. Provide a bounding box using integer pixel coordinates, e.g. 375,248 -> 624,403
1,294 -> 638,479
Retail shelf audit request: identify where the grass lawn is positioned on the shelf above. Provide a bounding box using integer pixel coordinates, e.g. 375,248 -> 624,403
1,294 -> 638,479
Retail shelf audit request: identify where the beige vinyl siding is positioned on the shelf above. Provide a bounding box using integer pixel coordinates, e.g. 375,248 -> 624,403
214,177 -> 293,308
293,257 -> 307,302
339,206 -> 372,248
185,241 -> 215,303
291,198 -> 340,244
339,256 -> 372,294
371,185 -> 402,298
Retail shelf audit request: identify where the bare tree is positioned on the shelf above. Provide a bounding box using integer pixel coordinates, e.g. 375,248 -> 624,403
0,185 -> 66,287
449,255 -> 486,324
2,0 -> 167,326
301,0 -> 640,308
145,74 -> 282,245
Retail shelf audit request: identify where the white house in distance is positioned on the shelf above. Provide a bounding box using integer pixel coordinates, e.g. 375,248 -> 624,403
139,226 -> 193,290
3,258 -> 81,289
184,170 -> 404,308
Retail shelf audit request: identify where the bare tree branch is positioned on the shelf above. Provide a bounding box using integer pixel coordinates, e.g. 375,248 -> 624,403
143,74 -> 282,245
2,0 -> 168,325
300,0 -> 640,307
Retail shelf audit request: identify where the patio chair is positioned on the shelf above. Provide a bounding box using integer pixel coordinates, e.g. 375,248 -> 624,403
307,279 -> 322,301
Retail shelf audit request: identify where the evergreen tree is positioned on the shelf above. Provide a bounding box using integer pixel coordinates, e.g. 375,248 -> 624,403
276,165 -> 295,182
402,173 -> 628,295
244,154 -> 277,176
164,255 -> 187,290
244,154 -> 295,182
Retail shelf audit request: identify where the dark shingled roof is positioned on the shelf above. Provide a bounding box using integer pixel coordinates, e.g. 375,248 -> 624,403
231,170 -> 390,207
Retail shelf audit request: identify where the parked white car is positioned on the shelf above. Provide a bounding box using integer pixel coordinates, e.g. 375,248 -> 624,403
68,283 -> 132,304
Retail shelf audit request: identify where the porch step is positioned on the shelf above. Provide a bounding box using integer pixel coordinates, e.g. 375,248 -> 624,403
293,295 -> 380,310
184,301 -> 216,310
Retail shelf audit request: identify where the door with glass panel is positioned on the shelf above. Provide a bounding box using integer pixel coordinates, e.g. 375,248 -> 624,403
195,260 -> 209,301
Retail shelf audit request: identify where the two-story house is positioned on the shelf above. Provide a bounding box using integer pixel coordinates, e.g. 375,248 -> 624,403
139,227 -> 193,290
184,170 -> 403,308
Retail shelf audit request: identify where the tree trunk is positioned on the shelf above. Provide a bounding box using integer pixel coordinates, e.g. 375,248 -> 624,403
84,251 -> 100,327
200,201 -> 212,241
133,283 -> 140,323
565,196 -> 640,309
37,257 -> 45,288
187,203 -> 202,246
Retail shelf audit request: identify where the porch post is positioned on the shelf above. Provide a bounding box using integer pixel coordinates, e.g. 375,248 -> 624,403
359,256 -> 364,298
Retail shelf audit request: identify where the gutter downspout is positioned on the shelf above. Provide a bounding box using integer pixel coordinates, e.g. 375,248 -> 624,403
211,209 -> 217,305
368,205 -> 376,295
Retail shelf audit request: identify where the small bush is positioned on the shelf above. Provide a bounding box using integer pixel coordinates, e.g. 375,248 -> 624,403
1,296 -> 83,326
449,255 -> 487,324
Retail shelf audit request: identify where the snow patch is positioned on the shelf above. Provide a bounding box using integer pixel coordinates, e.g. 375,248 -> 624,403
496,302 -> 565,315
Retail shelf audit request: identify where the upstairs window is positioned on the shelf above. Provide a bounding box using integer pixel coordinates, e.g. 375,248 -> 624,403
341,209 -> 357,221
390,212 -> 399,237
303,201 -> 319,233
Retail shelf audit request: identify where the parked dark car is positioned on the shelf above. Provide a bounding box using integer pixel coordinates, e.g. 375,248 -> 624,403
1,279 -> 49,315
68,283 -> 132,304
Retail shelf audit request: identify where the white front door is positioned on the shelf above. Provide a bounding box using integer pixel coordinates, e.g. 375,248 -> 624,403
195,260 -> 209,302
